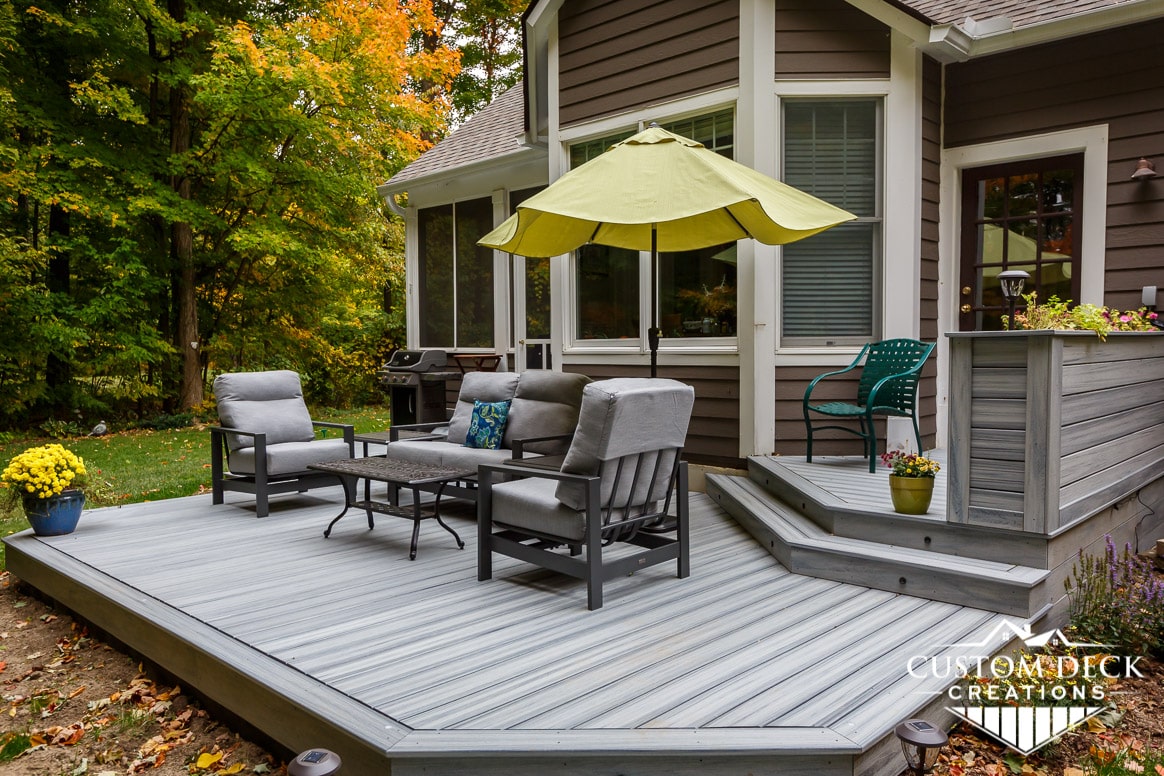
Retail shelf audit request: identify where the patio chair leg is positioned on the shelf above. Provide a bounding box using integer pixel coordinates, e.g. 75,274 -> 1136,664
677,464 -> 690,579
477,476 -> 493,581
805,423 -> 814,463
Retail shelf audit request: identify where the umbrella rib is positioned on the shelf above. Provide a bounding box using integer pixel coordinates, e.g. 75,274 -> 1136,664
587,223 -> 601,244
723,206 -> 748,236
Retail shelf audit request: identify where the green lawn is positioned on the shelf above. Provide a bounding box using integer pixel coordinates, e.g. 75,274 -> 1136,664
0,406 -> 392,568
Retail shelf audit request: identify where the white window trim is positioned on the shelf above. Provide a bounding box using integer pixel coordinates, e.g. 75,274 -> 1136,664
936,123 -> 1109,448
554,93 -> 744,361
773,32 -> 922,364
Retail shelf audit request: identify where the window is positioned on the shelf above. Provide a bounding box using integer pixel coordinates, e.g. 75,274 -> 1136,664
959,155 -> 1083,331
781,100 -> 881,345
417,197 -> 494,348
570,109 -> 737,343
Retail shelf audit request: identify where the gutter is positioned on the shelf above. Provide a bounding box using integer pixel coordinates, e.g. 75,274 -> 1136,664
852,0 -> 1164,63
376,144 -> 546,214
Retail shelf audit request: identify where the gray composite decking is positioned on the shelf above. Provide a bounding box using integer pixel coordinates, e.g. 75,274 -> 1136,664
6,484 -> 1020,775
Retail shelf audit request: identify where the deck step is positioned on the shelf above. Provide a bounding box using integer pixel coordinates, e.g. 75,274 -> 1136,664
705,473 -> 1048,616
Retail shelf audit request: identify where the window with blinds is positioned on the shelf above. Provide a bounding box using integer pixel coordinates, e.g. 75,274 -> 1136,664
781,99 -> 881,344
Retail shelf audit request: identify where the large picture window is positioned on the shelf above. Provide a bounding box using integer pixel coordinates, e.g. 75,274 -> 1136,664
781,99 -> 881,345
417,197 -> 494,348
571,109 -> 737,343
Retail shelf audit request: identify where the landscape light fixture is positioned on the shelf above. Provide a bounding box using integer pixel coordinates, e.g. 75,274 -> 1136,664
288,748 -> 342,776
895,719 -> 948,776
1132,158 -> 1158,180
997,269 -> 1030,330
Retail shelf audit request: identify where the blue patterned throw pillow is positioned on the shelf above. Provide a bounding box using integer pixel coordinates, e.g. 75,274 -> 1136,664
465,399 -> 511,450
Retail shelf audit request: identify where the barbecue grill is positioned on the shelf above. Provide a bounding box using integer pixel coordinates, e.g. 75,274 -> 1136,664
377,350 -> 458,426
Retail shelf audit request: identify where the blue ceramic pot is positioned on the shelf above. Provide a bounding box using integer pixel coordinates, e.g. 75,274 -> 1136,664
23,490 -> 85,536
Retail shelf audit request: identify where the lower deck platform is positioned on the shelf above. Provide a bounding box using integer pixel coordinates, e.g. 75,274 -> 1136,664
6,486 -> 1020,775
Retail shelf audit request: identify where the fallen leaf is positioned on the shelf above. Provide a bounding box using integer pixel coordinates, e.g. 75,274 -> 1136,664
68,686 -> 86,699
1064,769 -> 1086,776
221,764 -> 246,775
197,751 -> 224,769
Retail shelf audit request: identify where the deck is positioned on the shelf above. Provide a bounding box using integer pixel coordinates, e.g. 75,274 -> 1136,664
6,480 -> 1021,775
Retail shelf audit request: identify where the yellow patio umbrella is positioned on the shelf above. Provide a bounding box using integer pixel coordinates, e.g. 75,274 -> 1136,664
479,125 -> 857,375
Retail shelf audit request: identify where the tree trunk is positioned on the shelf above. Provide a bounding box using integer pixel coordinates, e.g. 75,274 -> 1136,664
45,203 -> 73,415
170,0 -> 202,409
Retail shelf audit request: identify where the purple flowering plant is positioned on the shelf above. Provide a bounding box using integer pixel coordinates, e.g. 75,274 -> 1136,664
1065,535 -> 1164,658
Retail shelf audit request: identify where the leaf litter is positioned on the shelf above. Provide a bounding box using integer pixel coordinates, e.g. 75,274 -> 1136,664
0,572 -> 285,774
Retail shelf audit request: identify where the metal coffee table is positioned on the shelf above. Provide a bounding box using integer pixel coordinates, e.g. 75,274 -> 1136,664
309,456 -> 474,560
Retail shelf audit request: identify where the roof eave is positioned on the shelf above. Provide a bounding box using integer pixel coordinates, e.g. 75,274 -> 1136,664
376,145 -> 544,202
960,2 -> 1164,58
852,0 -> 1164,62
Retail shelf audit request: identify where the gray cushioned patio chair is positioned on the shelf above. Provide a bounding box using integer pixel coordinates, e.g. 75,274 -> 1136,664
477,378 -> 694,610
211,370 -> 354,518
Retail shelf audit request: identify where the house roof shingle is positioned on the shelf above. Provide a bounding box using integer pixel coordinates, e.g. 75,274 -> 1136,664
381,81 -> 527,191
894,0 -> 1152,31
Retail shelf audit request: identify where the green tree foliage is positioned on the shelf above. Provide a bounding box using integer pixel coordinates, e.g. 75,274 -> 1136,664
423,0 -> 523,123
0,0 -> 463,424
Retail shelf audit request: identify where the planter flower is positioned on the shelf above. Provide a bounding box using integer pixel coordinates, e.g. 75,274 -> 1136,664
1006,292 -> 1160,339
881,450 -> 940,515
2,443 -> 88,536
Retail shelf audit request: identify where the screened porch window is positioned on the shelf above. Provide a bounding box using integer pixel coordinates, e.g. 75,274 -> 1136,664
781,99 -> 881,345
417,197 -> 494,348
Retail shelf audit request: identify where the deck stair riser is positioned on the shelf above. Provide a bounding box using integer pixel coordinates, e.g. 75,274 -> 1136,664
746,457 -> 1050,568
705,473 -> 1048,617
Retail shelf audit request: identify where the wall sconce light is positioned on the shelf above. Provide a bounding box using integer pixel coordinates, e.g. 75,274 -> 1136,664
1132,158 -> 1157,180
895,719 -> 948,776
997,269 -> 1031,330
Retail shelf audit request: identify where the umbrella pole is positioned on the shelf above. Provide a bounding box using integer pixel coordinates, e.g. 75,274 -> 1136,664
649,225 -> 659,378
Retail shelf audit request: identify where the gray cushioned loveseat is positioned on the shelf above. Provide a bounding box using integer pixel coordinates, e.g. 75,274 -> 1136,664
386,370 -> 591,478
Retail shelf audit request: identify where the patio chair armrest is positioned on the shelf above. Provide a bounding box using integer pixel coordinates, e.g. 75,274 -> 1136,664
209,426 -> 265,443
311,421 -> 355,445
478,462 -> 596,487
390,422 -> 449,441
511,433 -> 574,458
802,344 -> 870,403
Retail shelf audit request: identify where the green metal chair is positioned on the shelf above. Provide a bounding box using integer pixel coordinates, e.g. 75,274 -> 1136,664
802,339 -> 936,473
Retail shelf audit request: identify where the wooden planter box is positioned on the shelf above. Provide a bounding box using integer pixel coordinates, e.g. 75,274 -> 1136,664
947,331 -> 1164,535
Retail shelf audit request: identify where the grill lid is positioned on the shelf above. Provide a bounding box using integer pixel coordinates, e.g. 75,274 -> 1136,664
382,349 -> 447,372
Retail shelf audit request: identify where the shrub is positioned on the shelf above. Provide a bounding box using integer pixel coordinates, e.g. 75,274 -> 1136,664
1065,536 -> 1164,657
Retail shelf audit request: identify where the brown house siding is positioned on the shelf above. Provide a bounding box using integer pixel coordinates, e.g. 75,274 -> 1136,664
557,0 -> 739,128
917,54 -> 942,450
774,0 -> 890,80
564,363 -> 742,468
944,20 -> 1164,310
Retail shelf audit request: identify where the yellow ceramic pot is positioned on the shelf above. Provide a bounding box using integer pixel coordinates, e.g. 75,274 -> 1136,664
888,474 -> 935,515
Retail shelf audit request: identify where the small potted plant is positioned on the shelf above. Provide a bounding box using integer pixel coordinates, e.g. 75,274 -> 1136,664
881,450 -> 940,515
1,443 -> 88,536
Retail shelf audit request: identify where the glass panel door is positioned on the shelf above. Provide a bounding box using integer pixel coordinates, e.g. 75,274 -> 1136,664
959,155 -> 1083,331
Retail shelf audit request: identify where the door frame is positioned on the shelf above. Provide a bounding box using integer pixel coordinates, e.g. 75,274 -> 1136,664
937,124 -> 1109,449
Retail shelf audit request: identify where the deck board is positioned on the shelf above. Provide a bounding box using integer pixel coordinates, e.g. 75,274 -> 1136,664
6,482 -> 1017,773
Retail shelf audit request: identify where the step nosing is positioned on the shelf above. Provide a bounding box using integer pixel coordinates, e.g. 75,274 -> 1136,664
708,474 -> 1047,582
